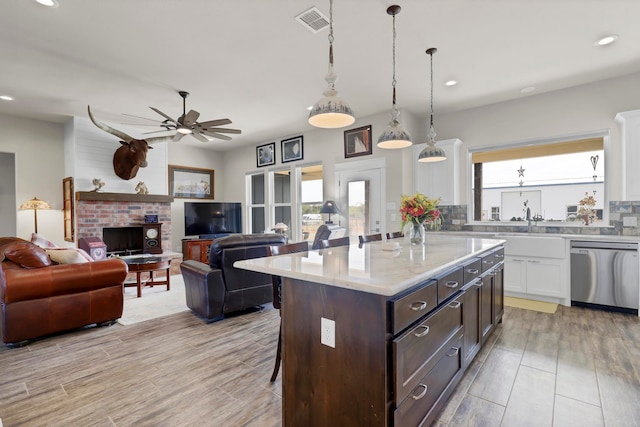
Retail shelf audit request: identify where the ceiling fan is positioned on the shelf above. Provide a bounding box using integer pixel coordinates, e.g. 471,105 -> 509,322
124,91 -> 241,142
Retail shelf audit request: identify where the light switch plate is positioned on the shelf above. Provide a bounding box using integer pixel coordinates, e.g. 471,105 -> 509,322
623,216 -> 638,227
321,317 -> 335,348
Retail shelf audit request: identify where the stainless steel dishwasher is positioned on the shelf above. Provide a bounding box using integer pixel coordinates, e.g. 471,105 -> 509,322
570,240 -> 639,313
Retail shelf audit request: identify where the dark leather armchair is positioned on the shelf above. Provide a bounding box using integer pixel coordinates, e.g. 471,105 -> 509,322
180,234 -> 286,322
311,224 -> 347,250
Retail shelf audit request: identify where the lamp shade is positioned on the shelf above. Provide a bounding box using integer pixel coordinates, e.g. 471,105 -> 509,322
320,200 -> 340,214
273,222 -> 289,231
19,197 -> 51,211
308,88 -> 355,129
377,117 -> 413,149
418,144 -> 447,162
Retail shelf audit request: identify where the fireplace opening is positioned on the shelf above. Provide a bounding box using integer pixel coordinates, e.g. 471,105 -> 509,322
103,226 -> 143,256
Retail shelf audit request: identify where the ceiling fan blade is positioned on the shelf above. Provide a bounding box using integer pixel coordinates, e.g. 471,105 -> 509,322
182,110 -> 200,127
121,113 -> 165,123
143,129 -> 174,135
149,107 -> 178,124
204,127 -> 242,134
173,132 -> 186,142
191,132 -> 210,143
195,118 -> 232,128
201,131 -> 232,141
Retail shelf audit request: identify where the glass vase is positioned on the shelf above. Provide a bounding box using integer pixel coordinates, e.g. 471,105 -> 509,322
409,222 -> 426,245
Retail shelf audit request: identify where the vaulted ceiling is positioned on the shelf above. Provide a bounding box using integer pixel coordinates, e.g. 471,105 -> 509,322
1,0 -> 639,150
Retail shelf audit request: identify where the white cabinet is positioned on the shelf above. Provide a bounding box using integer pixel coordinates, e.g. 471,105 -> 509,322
615,109 -> 640,201
504,256 -> 565,298
413,138 -> 462,205
500,235 -> 569,304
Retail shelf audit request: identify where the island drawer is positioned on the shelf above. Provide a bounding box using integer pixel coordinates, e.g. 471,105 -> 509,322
393,298 -> 463,404
394,333 -> 464,427
437,267 -> 463,304
391,280 -> 438,335
463,258 -> 482,285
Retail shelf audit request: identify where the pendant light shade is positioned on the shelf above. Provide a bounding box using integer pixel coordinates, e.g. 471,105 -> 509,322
418,48 -> 446,162
377,5 -> 412,149
308,0 -> 355,129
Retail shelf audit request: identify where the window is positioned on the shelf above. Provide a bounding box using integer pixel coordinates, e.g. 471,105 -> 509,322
247,163 -> 323,241
491,207 -> 500,221
470,134 -> 606,224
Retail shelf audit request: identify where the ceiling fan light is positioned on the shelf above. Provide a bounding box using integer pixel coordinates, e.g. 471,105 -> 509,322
177,127 -> 192,135
418,144 -> 447,162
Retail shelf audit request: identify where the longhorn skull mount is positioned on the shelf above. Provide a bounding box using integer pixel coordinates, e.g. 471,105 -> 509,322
87,106 -> 173,181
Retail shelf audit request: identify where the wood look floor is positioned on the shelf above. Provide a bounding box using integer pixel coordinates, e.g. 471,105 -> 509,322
1,303 -> 639,426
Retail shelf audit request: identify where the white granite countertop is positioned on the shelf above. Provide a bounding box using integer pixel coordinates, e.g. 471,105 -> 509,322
234,235 -> 504,297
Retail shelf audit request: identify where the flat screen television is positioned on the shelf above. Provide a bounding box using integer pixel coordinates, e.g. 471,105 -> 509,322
184,202 -> 242,237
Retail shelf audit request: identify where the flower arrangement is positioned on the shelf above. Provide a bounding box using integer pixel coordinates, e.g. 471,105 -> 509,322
577,192 -> 597,225
400,193 -> 442,230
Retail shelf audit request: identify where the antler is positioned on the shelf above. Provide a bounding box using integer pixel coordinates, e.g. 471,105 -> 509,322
87,105 -> 174,144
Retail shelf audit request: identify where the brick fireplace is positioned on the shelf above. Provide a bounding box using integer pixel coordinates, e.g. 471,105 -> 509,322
75,192 -> 173,253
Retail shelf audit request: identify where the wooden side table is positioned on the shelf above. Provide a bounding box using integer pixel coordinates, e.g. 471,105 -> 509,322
123,256 -> 171,298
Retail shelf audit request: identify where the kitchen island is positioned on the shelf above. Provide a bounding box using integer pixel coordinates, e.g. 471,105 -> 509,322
236,234 -> 504,426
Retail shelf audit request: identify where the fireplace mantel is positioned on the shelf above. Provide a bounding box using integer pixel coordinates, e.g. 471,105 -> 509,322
76,191 -> 174,203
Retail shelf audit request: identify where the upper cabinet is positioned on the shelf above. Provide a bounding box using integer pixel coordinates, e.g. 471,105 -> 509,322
615,110 -> 640,201
413,138 -> 462,205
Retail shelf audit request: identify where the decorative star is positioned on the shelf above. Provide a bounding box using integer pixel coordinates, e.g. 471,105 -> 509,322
519,179 -> 524,187
517,165 -> 525,177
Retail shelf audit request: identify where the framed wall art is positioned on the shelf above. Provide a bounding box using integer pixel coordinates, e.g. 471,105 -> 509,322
169,165 -> 215,199
257,142 -> 276,167
344,125 -> 372,158
281,135 -> 303,163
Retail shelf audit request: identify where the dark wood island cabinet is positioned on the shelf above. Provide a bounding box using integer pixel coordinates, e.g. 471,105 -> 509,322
235,235 -> 505,426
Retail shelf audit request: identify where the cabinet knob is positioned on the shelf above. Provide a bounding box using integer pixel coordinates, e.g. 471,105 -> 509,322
446,347 -> 461,357
410,384 -> 428,401
413,325 -> 430,338
409,301 -> 428,311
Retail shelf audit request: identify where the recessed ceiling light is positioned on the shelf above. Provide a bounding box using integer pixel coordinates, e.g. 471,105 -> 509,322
444,80 -> 457,87
0,95 -> 14,101
35,0 -> 58,7
595,35 -> 618,46
520,86 -> 536,94
306,106 -> 313,111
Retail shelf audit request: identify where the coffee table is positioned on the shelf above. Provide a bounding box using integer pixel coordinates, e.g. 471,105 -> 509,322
122,255 -> 171,298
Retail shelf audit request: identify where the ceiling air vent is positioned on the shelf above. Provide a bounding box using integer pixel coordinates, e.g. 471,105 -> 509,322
295,7 -> 329,34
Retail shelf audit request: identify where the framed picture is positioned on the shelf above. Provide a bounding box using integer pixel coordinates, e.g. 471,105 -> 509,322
281,135 -> 304,163
257,142 -> 276,167
168,165 -> 215,199
62,176 -> 74,242
344,125 -> 372,158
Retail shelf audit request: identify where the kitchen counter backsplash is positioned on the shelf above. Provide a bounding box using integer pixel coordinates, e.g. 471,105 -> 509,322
433,201 -> 640,236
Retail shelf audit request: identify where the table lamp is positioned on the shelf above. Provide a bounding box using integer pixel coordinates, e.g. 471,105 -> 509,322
320,200 -> 339,224
272,222 -> 289,234
19,196 -> 51,233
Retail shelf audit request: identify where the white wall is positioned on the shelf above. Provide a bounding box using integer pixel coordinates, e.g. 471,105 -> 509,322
0,152 -> 16,237
167,144 -> 227,252
0,114 -> 64,242
434,72 -> 640,204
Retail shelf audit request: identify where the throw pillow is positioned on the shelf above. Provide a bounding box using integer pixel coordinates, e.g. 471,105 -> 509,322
45,248 -> 93,264
3,241 -> 52,268
30,233 -> 58,249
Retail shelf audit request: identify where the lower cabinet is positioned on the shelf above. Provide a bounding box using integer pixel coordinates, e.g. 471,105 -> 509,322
462,282 -> 481,367
181,239 -> 213,263
504,256 -> 565,298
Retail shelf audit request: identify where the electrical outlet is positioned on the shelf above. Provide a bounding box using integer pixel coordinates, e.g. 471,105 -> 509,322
321,317 -> 335,348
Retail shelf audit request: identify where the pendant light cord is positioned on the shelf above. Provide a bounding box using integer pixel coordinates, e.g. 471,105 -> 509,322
392,12 -> 397,107
328,0 -> 334,68
429,50 -> 434,128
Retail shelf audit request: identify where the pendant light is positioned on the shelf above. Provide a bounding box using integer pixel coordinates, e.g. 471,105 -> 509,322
308,0 -> 355,129
377,5 -> 412,149
418,48 -> 446,162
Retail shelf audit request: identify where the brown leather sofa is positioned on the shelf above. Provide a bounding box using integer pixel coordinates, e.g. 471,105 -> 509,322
180,233 -> 286,322
0,237 -> 128,347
